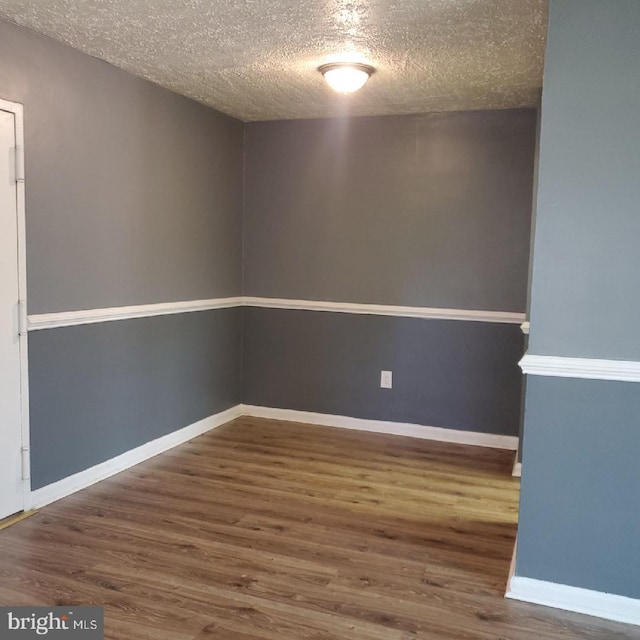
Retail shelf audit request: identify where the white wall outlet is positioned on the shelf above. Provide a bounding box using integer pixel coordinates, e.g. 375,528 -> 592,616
380,370 -> 393,389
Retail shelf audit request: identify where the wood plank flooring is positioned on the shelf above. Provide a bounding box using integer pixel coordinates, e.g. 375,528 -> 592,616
1,417 -> 638,639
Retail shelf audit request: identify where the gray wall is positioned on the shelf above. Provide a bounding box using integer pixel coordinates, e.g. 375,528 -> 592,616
244,110 -> 536,312
0,20 -> 243,315
527,0 -> 640,360
517,0 -> 640,599
29,310 -> 241,488
517,103 -> 542,463
244,308 -> 524,436
3,18 -> 534,488
243,111 -> 534,432
0,19 -> 244,487
518,376 -> 640,598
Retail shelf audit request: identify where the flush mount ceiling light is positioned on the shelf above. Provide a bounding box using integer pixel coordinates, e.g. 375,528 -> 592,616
318,62 -> 375,94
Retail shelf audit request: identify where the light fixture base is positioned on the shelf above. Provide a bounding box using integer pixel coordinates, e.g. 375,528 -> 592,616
317,62 -> 376,76
318,62 -> 375,94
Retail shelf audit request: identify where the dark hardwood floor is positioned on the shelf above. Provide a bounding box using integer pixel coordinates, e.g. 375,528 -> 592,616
0,417 -> 638,639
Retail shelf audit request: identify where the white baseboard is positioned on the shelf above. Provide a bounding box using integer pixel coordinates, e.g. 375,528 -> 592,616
29,405 -> 243,509
240,404 -> 518,450
512,459 -> 522,477
506,575 -> 640,626
29,404 -> 517,509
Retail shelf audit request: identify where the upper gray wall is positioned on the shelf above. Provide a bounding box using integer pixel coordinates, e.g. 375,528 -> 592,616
0,19 -> 243,314
244,110 -> 536,312
527,0 -> 640,360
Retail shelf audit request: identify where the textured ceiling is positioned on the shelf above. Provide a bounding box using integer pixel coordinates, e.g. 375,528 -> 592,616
0,0 -> 548,121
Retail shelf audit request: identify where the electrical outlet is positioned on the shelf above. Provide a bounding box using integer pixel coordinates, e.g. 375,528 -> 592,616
380,370 -> 393,389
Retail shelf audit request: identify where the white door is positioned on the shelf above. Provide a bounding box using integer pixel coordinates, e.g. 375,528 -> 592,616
0,108 -> 24,519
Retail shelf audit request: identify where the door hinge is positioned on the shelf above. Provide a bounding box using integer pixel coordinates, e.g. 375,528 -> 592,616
21,446 -> 31,481
14,145 -> 25,183
17,299 -> 28,336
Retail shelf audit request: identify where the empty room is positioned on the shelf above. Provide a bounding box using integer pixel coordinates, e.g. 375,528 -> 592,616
0,0 -> 639,638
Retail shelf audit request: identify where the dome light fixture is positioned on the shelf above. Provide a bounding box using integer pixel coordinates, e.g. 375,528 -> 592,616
318,62 -> 375,94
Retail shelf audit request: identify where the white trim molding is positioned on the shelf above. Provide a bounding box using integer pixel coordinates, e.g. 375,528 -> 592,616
29,404 -> 517,509
507,540 -> 518,594
520,354 -> 640,383
241,404 -> 518,450
520,321 -> 530,335
1,97 -> 31,512
29,405 -> 242,509
512,459 -> 522,477
28,297 -> 243,331
243,297 -> 525,324
28,296 -> 526,331
507,576 -> 640,627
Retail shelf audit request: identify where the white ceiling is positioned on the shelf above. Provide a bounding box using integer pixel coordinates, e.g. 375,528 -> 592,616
0,0 -> 548,122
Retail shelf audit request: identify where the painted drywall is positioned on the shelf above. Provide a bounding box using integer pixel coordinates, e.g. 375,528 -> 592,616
526,0 -> 640,360
29,309 -> 241,489
0,19 -> 243,315
517,0 -> 640,600
517,376 -> 640,599
0,18 -> 244,489
243,308 -> 524,436
244,110 -> 535,312
517,104 -> 542,463
242,110 -> 533,433
1,16 -> 535,489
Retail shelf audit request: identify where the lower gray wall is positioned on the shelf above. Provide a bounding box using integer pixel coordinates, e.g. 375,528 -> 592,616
517,376 -> 640,599
243,308 -> 523,436
29,309 -> 241,489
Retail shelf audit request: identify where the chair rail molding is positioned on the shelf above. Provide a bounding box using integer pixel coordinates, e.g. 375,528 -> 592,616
520,354 -> 640,383
28,297 -> 243,330
29,297 -> 526,330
